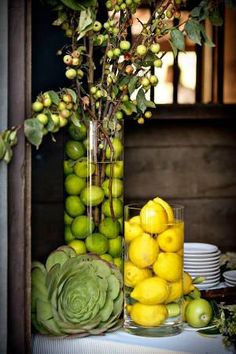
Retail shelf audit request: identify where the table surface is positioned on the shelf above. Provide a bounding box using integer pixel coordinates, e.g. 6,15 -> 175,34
32,328 -> 235,354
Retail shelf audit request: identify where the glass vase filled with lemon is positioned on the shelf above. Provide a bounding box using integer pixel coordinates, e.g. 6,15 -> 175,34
124,198 -> 184,337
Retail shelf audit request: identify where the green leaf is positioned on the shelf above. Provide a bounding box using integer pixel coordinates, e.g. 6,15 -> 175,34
46,114 -> 57,132
60,0 -> 85,11
70,112 -> 81,127
52,12 -> 67,26
169,40 -> 178,58
209,8 -> 223,26
128,76 -> 139,95
191,6 -> 201,18
145,100 -> 156,109
185,20 -> 202,45
0,135 -> 6,160
66,88 -> 77,103
3,142 -> 12,163
200,24 -> 215,47
170,29 -> 185,51
120,101 -> 137,115
77,8 -> 94,40
118,76 -> 130,88
47,90 -> 60,105
136,88 -> 147,113
141,52 -> 156,67
24,118 -> 44,148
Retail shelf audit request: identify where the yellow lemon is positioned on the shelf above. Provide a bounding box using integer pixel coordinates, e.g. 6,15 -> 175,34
124,261 -> 152,287
153,252 -> 183,282
183,271 -> 195,295
140,201 -> 168,234
128,233 -> 159,268
124,221 -> 143,243
165,279 -> 183,303
157,223 -> 184,253
153,196 -> 174,224
130,276 -> 169,305
129,303 -> 168,327
129,215 -> 141,224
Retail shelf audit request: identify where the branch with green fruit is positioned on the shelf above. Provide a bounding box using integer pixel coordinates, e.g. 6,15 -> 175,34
0,0 -> 230,164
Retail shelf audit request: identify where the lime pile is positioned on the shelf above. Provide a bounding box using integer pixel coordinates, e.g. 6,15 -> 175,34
124,197 -> 184,327
64,122 -> 123,270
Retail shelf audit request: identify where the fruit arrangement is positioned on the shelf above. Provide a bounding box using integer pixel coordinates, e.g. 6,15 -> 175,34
124,197 -> 185,330
31,246 -> 123,336
63,121 -> 124,269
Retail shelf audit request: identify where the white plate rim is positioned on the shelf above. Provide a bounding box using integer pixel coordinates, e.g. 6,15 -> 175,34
196,281 -> 220,289
184,255 -> 221,261
184,263 -> 220,269
184,243 -> 218,254
223,270 -> 236,281
184,250 -> 221,258
186,272 -> 220,278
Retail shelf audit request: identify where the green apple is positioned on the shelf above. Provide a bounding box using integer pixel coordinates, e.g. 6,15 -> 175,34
136,44 -> 148,56
120,40 -> 131,51
150,43 -> 160,54
36,113 -> 48,125
65,68 -> 77,79
32,101 -> 43,112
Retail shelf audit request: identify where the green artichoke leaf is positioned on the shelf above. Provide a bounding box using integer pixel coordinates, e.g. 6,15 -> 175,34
31,261 -> 47,274
31,268 -> 48,302
31,313 -> 49,335
56,245 -> 77,258
107,274 -> 120,300
41,318 -> 62,336
112,290 -> 123,316
111,265 -> 123,285
46,249 -> 70,272
46,263 -> 61,299
91,259 -> 111,278
107,319 -> 123,332
99,296 -> 114,322
36,299 -> 53,323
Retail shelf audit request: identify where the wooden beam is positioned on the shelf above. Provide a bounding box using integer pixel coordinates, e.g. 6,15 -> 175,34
8,0 -> 31,353
0,1 -> 9,353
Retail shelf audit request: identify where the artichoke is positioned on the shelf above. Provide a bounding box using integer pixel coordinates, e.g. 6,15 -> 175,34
31,246 -> 123,337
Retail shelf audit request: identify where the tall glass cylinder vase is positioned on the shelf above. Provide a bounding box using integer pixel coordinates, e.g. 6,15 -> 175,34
63,119 -> 123,270
124,203 -> 184,337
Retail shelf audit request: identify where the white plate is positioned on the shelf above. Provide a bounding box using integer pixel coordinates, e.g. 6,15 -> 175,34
184,243 -> 219,254
196,280 -> 220,289
184,250 -> 221,259
187,273 -> 220,280
223,270 -> 236,281
184,263 -> 220,270
224,278 -> 236,285
225,281 -> 236,287
186,269 -> 220,276
184,255 -> 221,262
184,259 -> 220,266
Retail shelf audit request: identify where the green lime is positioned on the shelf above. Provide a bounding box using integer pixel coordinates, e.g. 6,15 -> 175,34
105,161 -> 123,178
108,236 -> 122,257
65,196 -> 85,217
102,198 -> 123,218
83,138 -> 88,149
68,122 -> 87,141
71,215 -> 95,239
100,254 -> 113,263
105,138 -> 123,160
64,212 -> 73,225
74,158 -> 95,178
80,185 -> 104,206
98,217 -> 120,239
118,217 -> 124,233
65,140 -> 85,160
64,174 -> 86,195
64,160 -> 74,175
113,257 -> 123,271
102,178 -> 123,198
68,239 -> 87,255
85,233 -> 109,255
64,225 -> 75,244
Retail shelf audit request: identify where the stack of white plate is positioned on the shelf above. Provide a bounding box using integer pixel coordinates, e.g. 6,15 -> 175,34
223,270 -> 236,287
184,243 -> 221,289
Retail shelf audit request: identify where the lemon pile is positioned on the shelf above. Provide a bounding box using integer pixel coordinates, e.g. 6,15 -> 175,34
124,197 -> 184,327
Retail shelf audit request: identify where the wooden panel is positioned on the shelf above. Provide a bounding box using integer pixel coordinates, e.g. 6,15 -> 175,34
32,203 -> 64,262
125,119 -> 236,147
0,0 -> 8,352
125,146 -> 236,199
8,0 -> 31,353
